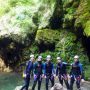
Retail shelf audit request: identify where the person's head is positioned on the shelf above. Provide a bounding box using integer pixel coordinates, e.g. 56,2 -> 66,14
30,54 -> 34,62
46,55 -> 51,62
74,55 -> 79,63
57,57 -> 62,63
37,56 -> 42,62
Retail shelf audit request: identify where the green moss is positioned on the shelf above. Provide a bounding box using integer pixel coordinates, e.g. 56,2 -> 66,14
75,0 -> 90,31
35,29 -> 60,44
84,21 -> 90,37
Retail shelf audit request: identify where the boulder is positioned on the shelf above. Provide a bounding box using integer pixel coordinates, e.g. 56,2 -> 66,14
50,83 -> 67,90
0,57 -> 12,72
14,86 -> 22,90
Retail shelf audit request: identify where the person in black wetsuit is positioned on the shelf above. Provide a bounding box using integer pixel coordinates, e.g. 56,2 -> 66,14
56,57 -> 70,90
44,55 -> 55,90
21,54 -> 34,90
70,55 -> 83,90
32,56 -> 44,90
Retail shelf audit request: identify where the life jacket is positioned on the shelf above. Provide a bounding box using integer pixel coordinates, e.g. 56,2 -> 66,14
57,62 -> 67,75
71,62 -> 81,76
34,61 -> 43,75
45,62 -> 53,75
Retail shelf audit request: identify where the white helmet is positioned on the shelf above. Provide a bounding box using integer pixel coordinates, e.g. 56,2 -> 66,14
46,55 -> 51,60
38,56 -> 42,61
38,56 -> 42,59
57,57 -> 61,60
30,54 -> 34,58
74,55 -> 79,59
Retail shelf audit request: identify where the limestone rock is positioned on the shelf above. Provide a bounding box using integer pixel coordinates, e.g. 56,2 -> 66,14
0,58 -> 12,72
51,83 -> 67,90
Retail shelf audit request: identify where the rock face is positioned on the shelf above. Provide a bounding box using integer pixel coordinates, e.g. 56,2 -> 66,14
35,29 -> 88,62
51,83 -> 67,90
0,0 -> 90,75
0,58 -> 12,72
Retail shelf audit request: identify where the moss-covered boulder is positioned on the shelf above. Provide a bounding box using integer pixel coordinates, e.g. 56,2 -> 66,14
35,29 -> 60,44
75,0 -> 90,36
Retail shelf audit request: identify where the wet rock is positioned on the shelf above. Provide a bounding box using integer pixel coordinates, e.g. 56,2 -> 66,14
14,86 -> 31,90
50,83 -> 67,90
0,58 -> 12,72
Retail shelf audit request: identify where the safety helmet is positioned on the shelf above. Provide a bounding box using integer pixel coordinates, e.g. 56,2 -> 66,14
57,57 -> 61,60
46,55 -> 51,60
38,55 -> 42,61
38,56 -> 42,59
30,54 -> 34,58
74,55 -> 79,59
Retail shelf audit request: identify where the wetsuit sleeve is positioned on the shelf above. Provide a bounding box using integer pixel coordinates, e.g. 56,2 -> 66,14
25,61 -> 29,74
43,63 -> 46,75
70,64 -> 73,75
63,62 -> 70,66
56,64 -> 58,76
42,63 -> 45,74
31,63 -> 34,76
33,63 -> 36,75
79,64 -> 83,75
52,64 -> 55,74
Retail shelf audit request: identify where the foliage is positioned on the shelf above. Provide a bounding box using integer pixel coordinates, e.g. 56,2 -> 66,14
35,29 -> 60,44
84,21 -> 90,37
84,65 -> 90,80
75,0 -> 90,36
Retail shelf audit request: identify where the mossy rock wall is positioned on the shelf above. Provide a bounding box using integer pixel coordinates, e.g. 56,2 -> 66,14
35,29 -> 88,63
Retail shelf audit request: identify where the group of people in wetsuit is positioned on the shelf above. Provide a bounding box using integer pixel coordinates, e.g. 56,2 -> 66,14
20,54 -> 83,90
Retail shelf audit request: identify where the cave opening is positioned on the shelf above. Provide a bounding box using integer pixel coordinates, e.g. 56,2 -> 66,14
0,37 -> 24,69
75,27 -> 90,62
38,42 -> 55,53
49,17 -> 62,29
82,36 -> 90,62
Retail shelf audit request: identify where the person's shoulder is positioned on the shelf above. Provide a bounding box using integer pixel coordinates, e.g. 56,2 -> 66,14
42,62 -> 45,65
44,62 -> 47,65
34,62 -> 38,65
79,63 -> 83,66
62,62 -> 67,65
26,60 -> 30,65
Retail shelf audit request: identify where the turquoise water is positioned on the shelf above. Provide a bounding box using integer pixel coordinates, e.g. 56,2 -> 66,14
0,72 -> 90,90
0,72 -> 46,90
0,72 -> 23,90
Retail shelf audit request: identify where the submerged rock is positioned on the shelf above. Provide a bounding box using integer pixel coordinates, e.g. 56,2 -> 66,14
51,83 -> 67,90
14,86 -> 31,90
